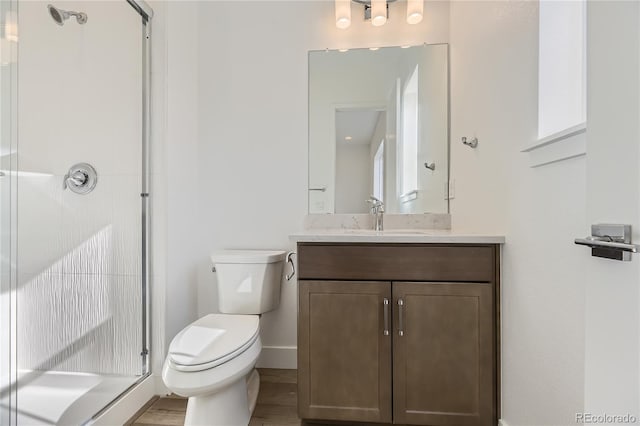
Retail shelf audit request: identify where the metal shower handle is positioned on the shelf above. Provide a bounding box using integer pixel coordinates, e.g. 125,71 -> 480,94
63,163 -> 98,194
64,170 -> 87,189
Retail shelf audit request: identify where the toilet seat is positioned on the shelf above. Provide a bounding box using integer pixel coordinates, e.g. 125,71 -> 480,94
168,314 -> 260,372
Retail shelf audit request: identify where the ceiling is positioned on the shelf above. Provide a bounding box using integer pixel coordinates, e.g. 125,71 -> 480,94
335,110 -> 384,146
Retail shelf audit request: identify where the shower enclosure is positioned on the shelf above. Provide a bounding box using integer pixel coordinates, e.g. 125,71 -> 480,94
0,0 -> 152,424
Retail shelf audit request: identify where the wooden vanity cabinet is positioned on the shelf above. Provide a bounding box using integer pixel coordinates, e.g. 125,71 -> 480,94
298,280 -> 392,423
297,243 -> 500,426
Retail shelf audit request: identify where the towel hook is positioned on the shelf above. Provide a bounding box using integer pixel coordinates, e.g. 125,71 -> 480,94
462,137 -> 478,148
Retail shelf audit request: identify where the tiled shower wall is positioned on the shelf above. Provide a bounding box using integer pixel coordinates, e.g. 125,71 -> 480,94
16,1 -> 144,376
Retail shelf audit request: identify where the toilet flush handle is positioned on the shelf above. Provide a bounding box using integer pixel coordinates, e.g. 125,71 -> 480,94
285,252 -> 296,281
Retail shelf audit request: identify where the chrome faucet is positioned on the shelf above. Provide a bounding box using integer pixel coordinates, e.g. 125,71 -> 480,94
366,196 -> 385,231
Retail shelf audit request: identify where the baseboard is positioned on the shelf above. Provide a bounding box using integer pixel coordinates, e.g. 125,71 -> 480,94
256,345 -> 297,369
154,373 -> 171,396
88,375 -> 156,426
498,419 -> 509,426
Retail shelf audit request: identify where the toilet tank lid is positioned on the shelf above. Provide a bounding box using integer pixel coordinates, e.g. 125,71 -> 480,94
211,250 -> 286,264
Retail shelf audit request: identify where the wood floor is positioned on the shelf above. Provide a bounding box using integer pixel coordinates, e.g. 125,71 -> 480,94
130,369 -> 300,426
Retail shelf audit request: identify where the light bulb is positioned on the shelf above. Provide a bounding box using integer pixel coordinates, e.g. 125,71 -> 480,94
406,0 -> 423,25
335,0 -> 351,29
5,11 -> 18,42
371,0 -> 386,26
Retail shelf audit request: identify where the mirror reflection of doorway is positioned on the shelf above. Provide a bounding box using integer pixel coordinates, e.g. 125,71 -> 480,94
334,109 -> 386,214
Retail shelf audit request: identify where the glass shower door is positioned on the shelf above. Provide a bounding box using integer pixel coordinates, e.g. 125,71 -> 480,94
3,1 -> 151,424
0,0 -> 18,423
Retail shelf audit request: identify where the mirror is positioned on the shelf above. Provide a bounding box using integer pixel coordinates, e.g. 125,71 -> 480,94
308,44 -> 449,214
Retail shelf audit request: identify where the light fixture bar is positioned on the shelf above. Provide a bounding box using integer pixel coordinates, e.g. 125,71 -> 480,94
337,0 -> 423,28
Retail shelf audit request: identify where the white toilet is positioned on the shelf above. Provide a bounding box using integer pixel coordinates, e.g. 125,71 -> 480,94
162,250 -> 286,426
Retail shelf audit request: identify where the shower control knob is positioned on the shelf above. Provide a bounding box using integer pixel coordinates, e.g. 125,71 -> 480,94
63,163 -> 98,195
67,171 -> 87,186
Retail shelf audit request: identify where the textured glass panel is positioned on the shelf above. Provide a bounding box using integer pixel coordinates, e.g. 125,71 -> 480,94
17,273 -> 142,375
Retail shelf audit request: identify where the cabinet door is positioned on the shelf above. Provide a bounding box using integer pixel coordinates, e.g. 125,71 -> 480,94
392,282 -> 495,426
298,280 -> 392,423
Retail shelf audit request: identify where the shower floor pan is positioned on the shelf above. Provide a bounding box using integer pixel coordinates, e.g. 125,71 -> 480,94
7,370 -> 139,425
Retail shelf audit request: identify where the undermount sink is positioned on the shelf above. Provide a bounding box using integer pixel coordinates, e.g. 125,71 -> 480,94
343,229 -> 431,235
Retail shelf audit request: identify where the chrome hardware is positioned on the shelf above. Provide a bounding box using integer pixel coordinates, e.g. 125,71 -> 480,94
309,187 -> 327,192
424,162 -> 436,171
575,224 -> 639,261
66,171 -> 87,187
462,136 -> 478,148
354,0 -> 395,21
286,251 -> 296,281
366,196 -> 384,231
48,4 -> 87,26
397,298 -> 404,336
383,298 -> 389,336
63,163 -> 97,195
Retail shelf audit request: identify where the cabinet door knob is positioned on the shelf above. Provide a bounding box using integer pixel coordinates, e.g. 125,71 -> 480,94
398,298 -> 404,336
383,298 -> 390,336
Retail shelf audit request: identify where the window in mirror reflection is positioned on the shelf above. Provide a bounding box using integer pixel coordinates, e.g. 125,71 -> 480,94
373,141 -> 384,201
399,65 -> 419,200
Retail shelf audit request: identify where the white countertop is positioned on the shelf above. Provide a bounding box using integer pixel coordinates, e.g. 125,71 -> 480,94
289,229 -> 505,244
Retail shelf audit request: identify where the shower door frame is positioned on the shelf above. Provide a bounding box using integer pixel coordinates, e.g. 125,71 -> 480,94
129,0 -> 153,379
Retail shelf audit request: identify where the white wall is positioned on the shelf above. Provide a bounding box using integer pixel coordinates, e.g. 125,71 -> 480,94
449,1 -> 587,424
163,0 -> 201,353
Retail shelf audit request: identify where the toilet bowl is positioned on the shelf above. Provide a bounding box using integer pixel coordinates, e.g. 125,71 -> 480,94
162,250 -> 286,426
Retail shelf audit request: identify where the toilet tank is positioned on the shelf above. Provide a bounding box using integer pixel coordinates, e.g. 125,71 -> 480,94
211,250 -> 286,314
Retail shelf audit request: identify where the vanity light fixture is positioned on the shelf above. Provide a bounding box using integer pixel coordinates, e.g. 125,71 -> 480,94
335,0 -> 424,29
345,136 -> 353,141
